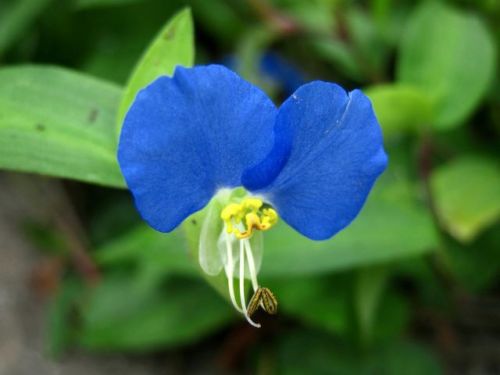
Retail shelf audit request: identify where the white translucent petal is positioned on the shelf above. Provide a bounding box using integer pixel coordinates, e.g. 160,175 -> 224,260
218,229 -> 241,270
217,229 -> 229,266
198,201 -> 224,276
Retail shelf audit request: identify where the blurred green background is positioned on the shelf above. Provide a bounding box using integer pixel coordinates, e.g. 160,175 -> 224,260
0,0 -> 499,373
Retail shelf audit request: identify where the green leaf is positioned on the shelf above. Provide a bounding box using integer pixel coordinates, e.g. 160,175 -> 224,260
234,27 -> 278,95
268,275 -> 352,336
95,227 -> 198,287
45,278 -> 83,357
373,341 -> 443,375
0,65 -> 125,187
370,0 -> 408,46
431,155 -> 500,243
312,39 -> 364,80
345,6 -> 387,79
189,0 -> 244,44
79,275 -> 233,351
276,330 -> 442,375
397,2 -> 496,129
116,8 -> 194,133
271,0 -> 335,34
371,291 -> 410,343
365,84 -> 433,136
268,272 -> 409,344
445,223 -> 500,292
354,266 -> 388,345
75,0 -> 144,9
0,0 -> 53,55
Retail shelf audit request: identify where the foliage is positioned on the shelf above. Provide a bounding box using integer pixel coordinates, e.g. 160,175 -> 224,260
0,66 -> 124,186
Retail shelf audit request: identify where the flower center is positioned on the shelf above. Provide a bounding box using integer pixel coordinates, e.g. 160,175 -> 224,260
219,196 -> 279,328
221,197 -> 278,239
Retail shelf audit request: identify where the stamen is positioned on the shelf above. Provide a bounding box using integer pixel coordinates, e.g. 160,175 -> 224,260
221,197 -> 278,240
247,287 -> 279,317
239,240 -> 260,328
243,238 -> 259,292
218,196 -> 279,327
247,287 -> 263,317
260,287 -> 278,314
223,230 -> 243,313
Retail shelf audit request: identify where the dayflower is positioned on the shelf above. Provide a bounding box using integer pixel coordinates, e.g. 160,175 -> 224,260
118,65 -> 387,327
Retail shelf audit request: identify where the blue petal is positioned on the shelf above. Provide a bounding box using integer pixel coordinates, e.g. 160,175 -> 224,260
245,81 -> 387,240
118,65 -> 277,232
241,109 -> 293,191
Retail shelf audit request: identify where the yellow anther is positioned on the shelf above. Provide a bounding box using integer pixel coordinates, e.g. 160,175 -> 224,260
242,198 -> 263,211
221,203 -> 243,233
245,212 -> 261,229
262,208 -> 278,226
221,203 -> 242,221
221,197 -> 278,239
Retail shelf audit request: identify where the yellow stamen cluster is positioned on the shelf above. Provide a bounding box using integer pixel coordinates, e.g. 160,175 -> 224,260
221,197 -> 278,239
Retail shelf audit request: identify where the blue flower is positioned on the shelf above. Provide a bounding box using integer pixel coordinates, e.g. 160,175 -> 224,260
118,64 -> 387,326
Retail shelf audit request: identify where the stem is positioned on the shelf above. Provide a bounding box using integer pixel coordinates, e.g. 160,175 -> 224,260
417,133 -> 462,295
247,0 -> 302,35
47,181 -> 100,284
